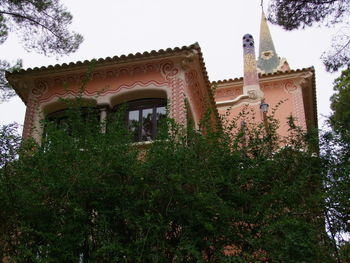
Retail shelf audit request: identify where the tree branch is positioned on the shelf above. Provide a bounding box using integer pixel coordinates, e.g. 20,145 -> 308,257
333,38 -> 350,57
0,10 -> 61,39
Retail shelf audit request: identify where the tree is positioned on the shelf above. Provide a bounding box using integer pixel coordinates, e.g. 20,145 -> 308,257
267,5 -> 350,247
0,101 -> 332,262
0,59 -> 22,101
322,127 -> 350,263
0,0 -> 83,56
267,0 -> 350,72
329,67 -> 350,135
0,122 -> 20,168
0,0 -> 83,101
321,68 -> 350,262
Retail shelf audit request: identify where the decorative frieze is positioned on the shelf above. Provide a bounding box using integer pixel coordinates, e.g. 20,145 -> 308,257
215,87 -> 241,98
36,62 -> 164,90
284,80 -> 298,93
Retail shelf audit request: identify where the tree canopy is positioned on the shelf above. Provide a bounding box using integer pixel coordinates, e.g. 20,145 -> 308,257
0,122 -> 20,168
0,59 -> 22,101
266,2 -> 350,253
0,0 -> 83,56
0,101 -> 332,262
330,67 -> 350,135
321,69 -> 350,262
0,0 -> 83,101
267,0 -> 349,30
267,0 -> 350,72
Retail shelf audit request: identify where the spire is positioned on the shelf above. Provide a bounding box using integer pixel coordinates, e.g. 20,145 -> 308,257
257,11 -> 288,73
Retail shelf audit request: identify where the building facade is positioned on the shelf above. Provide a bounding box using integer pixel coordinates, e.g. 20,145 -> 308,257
6,12 -> 317,141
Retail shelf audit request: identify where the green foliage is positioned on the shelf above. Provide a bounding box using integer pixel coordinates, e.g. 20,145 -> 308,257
267,0 -> 350,72
321,128 -> 350,263
0,122 -> 21,168
321,68 -> 350,262
0,102 -> 331,262
322,32 -> 350,73
330,68 -> 350,135
339,242 -> 350,263
267,0 -> 349,30
0,59 -> 22,101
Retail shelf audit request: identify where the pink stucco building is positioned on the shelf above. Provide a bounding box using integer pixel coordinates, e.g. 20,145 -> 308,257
6,12 -> 317,142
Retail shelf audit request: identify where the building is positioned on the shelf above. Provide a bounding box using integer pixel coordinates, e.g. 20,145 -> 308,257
6,12 -> 317,141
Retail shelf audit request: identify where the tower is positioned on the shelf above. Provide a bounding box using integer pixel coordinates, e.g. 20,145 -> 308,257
213,11 -> 316,135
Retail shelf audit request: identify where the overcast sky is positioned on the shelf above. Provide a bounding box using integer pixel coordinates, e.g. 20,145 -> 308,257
0,0 -> 342,130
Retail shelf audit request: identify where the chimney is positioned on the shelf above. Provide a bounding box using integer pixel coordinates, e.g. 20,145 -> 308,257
242,34 -> 263,100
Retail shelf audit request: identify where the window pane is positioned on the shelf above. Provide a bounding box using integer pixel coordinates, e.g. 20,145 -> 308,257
156,106 -> 166,120
156,106 -> 166,137
142,108 -> 153,141
128,110 -> 140,141
58,118 -> 71,133
114,99 -> 167,142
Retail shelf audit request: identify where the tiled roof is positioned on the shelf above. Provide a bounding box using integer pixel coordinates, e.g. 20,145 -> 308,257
211,67 -> 315,84
8,43 -> 203,75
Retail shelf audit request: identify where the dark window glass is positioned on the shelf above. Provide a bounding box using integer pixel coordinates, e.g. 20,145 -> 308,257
142,108 -> 153,141
45,108 -> 100,136
128,110 -> 140,142
113,98 -> 167,142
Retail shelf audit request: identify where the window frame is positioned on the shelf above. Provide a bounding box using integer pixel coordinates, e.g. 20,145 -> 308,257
112,98 -> 167,142
45,107 -> 101,136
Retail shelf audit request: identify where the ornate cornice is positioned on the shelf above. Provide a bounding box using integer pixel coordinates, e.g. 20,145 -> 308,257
36,62 -> 164,89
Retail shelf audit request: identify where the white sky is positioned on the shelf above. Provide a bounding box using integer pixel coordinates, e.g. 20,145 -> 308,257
0,0 -> 342,130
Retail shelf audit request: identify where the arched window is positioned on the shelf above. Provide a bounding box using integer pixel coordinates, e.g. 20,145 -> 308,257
45,107 -> 100,136
113,98 -> 167,142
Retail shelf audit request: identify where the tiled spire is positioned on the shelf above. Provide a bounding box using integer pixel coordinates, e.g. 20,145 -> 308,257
257,11 -> 283,73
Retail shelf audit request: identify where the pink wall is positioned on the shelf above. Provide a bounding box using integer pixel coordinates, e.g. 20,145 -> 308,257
215,77 -> 307,138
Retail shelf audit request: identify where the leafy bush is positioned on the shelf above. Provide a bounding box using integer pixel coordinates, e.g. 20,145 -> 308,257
0,102 -> 331,262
